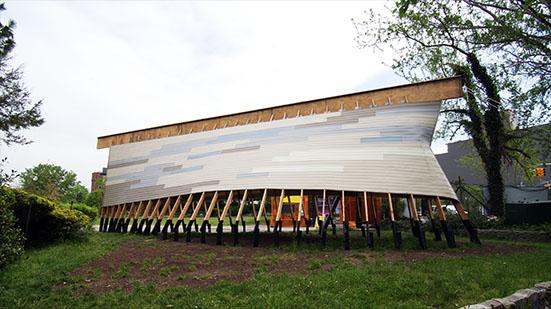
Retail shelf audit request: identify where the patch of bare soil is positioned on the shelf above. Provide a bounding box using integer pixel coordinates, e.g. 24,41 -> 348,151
63,233 -> 527,295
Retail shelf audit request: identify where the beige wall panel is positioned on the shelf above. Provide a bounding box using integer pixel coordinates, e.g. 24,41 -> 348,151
102,101 -> 456,206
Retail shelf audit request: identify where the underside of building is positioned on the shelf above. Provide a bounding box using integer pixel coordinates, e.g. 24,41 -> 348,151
97,76 -> 480,249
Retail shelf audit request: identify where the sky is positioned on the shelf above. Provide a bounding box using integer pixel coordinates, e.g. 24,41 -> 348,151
1,1 -> 451,190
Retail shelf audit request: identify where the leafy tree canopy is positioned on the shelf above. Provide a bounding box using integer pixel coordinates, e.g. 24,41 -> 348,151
0,3 -> 44,146
354,0 -> 550,216
356,0 -> 550,128
0,3 -> 44,187
85,177 -> 104,209
19,164 -> 89,203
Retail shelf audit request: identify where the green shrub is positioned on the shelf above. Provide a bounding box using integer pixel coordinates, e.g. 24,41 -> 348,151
84,190 -> 102,209
58,203 -> 98,221
0,187 -> 91,246
49,207 -> 90,239
0,192 -> 24,268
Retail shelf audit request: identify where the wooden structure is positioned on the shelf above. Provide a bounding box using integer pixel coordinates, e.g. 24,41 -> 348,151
97,77 -> 480,249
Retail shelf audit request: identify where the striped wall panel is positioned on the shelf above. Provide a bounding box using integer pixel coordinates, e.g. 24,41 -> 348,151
103,101 -> 457,206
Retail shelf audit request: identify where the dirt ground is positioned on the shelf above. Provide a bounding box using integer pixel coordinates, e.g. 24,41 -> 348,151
65,233 -> 525,295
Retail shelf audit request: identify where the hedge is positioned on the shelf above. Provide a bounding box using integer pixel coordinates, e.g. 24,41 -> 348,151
0,187 -> 91,247
58,203 -> 98,222
0,192 -> 24,268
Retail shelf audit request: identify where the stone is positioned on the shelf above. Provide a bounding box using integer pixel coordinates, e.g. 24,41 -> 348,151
462,281 -> 551,309
535,281 -> 551,290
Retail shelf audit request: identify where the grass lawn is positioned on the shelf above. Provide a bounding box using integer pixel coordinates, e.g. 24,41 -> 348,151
1,231 -> 550,308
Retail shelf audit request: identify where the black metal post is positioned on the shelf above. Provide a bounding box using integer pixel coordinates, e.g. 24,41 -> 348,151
200,220 -> 208,243
232,223 -> 239,246
173,219 -> 183,241
216,220 -> 224,245
253,220 -> 260,247
143,219 -> 153,236
440,220 -> 456,248
152,219 -> 162,235
161,219 -> 172,240
391,221 -> 401,249
185,220 -> 194,242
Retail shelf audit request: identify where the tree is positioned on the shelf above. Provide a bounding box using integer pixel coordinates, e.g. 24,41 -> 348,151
354,0 -> 550,216
0,3 -> 44,146
64,183 -> 88,204
85,177 -> 104,209
0,3 -> 44,186
19,164 -> 88,203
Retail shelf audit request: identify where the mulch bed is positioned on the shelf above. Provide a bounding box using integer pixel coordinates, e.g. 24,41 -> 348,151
62,233 -> 527,295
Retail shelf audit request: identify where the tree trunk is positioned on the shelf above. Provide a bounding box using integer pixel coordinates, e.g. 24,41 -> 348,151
483,155 -> 505,216
467,53 -> 506,217
483,104 -> 506,216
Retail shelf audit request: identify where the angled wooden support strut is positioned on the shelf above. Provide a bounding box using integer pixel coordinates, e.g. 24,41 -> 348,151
216,191 -> 234,245
99,207 -> 105,232
118,203 -> 129,232
114,205 -> 122,232
107,205 -> 116,232
162,195 -> 181,240
103,206 -> 109,232
129,201 -> 144,233
387,193 -> 401,249
137,200 -> 153,234
186,192 -> 206,242
202,199 -> 212,233
116,203 -> 128,232
408,194 -> 427,249
318,190 -> 327,236
153,197 -> 172,235
144,199 -> 161,236
174,194 -> 194,241
115,204 -> 124,232
123,202 -> 136,233
435,196 -> 456,248
107,205 -> 117,232
274,189 -> 285,247
253,189 -> 268,247
424,198 -> 442,241
103,206 -> 111,232
110,205 -> 122,233
117,203 -> 127,232
233,189 -> 248,246
217,191 -> 233,245
452,199 -> 481,244
200,191 -> 218,243
295,190 -> 304,244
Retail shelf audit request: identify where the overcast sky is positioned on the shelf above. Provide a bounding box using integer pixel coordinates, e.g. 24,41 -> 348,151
1,1 -> 450,189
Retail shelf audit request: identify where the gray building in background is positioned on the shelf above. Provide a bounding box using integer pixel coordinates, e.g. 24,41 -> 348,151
435,132 -> 551,204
